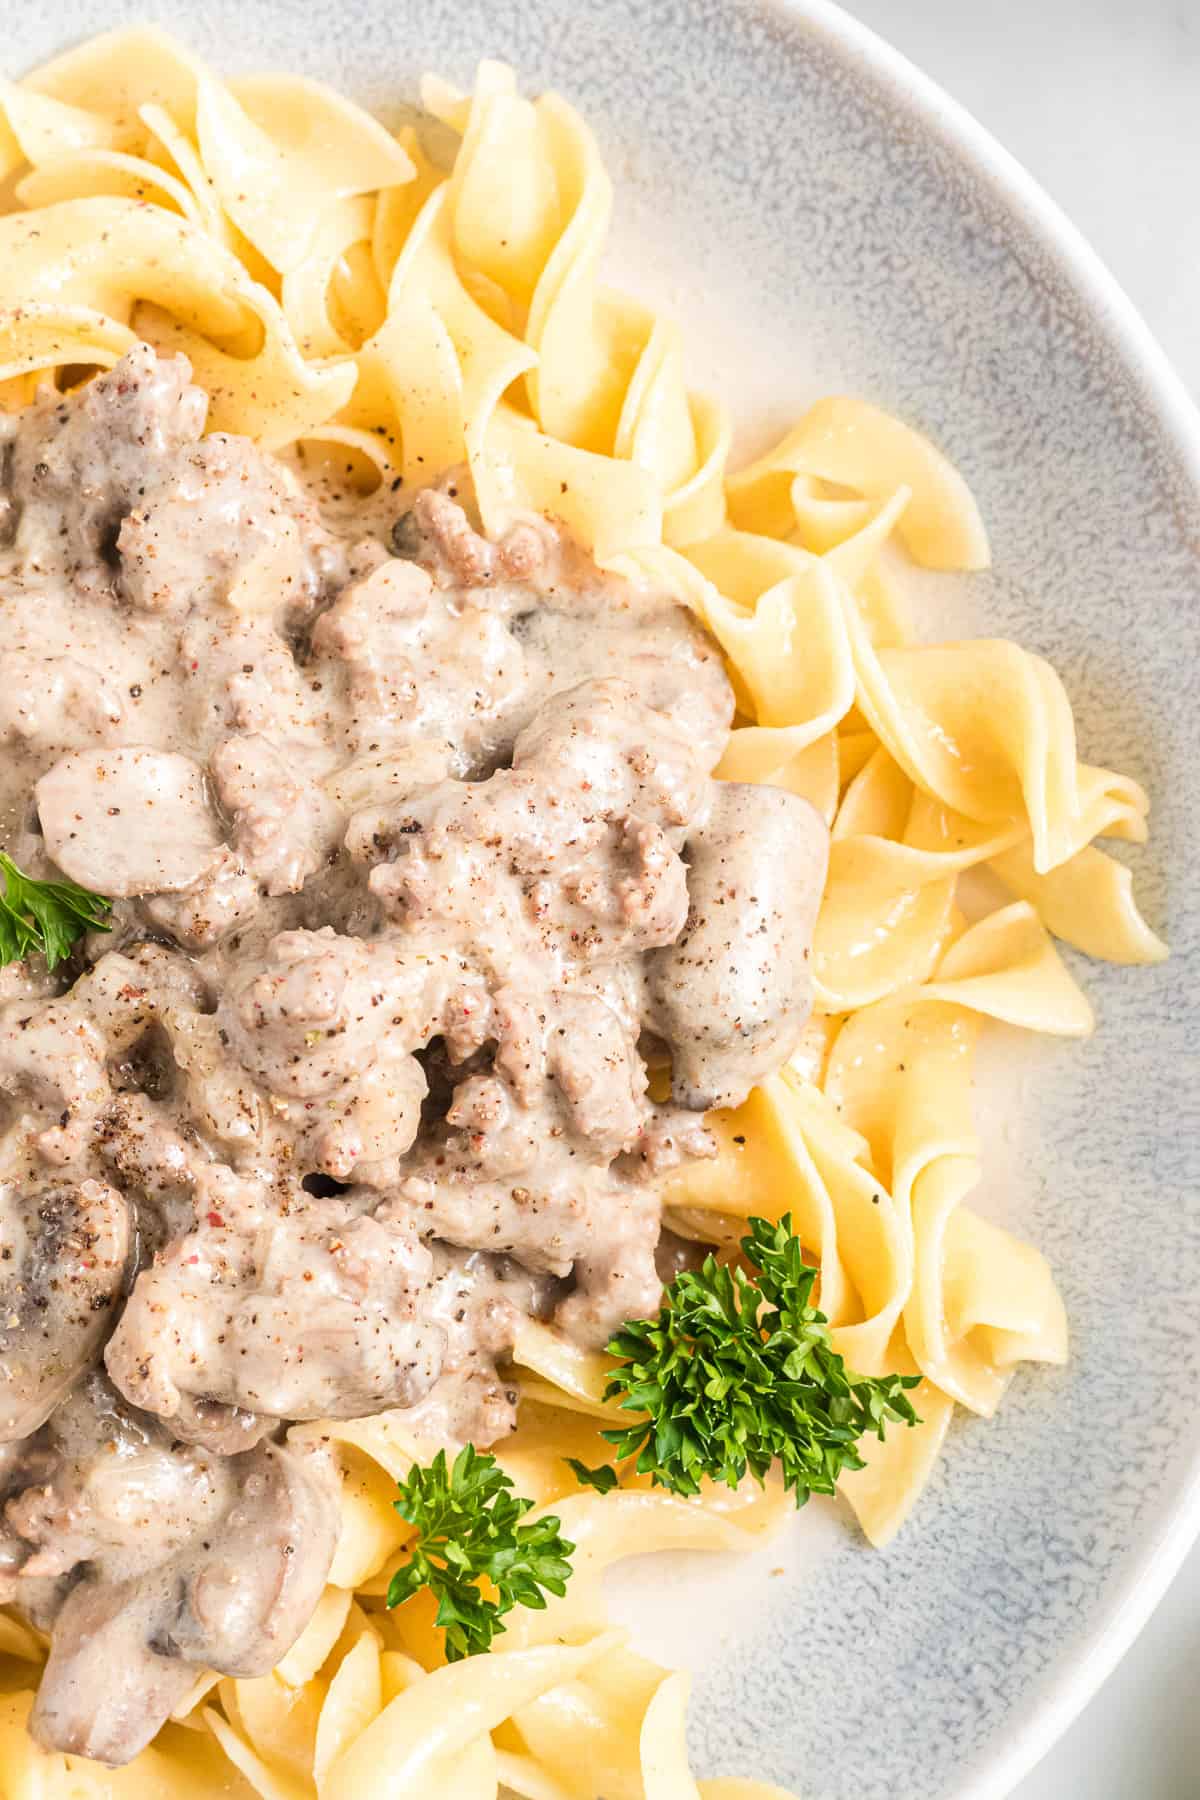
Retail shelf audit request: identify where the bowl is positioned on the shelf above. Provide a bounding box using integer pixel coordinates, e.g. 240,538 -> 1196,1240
10,3 -> 1200,1796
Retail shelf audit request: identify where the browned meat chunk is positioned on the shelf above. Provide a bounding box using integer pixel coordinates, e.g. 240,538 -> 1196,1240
217,926 -> 480,1178
118,432 -> 322,615
312,554 -> 528,766
9,348 -> 206,592
209,734 -> 338,896
394,483 -> 549,587
0,653 -> 123,751
177,612 -> 316,741
0,996 -> 111,1165
104,1168 -> 446,1438
362,678 -> 703,970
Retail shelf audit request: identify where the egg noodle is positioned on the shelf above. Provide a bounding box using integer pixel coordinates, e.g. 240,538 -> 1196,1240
0,28 -> 1165,1799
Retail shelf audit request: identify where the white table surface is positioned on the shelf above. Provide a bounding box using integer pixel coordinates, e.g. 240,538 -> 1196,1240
838,3 -> 1200,1795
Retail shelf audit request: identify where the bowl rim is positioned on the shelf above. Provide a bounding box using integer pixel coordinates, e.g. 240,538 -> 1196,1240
7,5 -> 1199,1793
764,1 -> 1200,1793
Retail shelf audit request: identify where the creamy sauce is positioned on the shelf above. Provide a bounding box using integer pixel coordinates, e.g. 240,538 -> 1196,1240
0,348 -> 828,1763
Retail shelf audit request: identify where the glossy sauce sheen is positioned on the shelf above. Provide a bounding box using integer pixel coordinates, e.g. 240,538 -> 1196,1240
0,348 -> 828,1763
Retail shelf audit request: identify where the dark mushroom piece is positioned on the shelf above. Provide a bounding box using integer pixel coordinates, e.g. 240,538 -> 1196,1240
30,1437 -> 339,1764
0,1178 -> 130,1442
1,1374 -> 340,1766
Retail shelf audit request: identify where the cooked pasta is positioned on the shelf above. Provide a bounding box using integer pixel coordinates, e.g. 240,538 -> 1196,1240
0,26 -> 1164,1799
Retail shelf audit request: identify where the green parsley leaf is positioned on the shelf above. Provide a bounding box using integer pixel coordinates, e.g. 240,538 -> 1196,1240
0,853 -> 111,971
562,1457 -> 619,1494
580,1213 -> 919,1508
386,1445 -> 575,1660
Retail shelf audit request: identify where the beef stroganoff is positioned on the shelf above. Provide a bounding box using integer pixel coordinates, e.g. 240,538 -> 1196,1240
0,27 -> 1165,1798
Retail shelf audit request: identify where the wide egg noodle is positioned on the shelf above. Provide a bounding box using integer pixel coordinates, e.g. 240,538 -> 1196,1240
0,302 -> 140,386
0,196 -> 247,335
990,838 -> 1169,964
426,66 -> 725,542
135,297 -> 357,450
138,98 -> 243,251
638,1668 -> 835,1800
361,170 -> 664,556
208,1415 -> 790,1798
281,195 -> 381,358
364,181 -> 538,499
14,145 -> 211,225
0,1689 -> 257,1799
430,62 -> 563,313
0,76 -> 129,177
836,1378 -> 957,1548
195,72 -> 414,276
661,1073 -> 912,1374
19,24 -> 205,135
0,199 -> 356,445
312,1630 -> 383,1788
715,727 -> 842,825
843,598 -> 1140,874
0,27 -> 1167,1800
319,1634 -> 622,1800
725,393 -> 992,571
0,1611 -> 41,1662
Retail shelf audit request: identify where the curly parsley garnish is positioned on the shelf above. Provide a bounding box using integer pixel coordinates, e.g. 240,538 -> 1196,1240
563,1458 -> 619,1495
569,1213 -> 920,1505
386,1445 -> 575,1660
0,853 -> 111,970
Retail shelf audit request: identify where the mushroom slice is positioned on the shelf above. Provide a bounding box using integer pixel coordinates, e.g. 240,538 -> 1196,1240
35,748 -> 224,897
0,1178 -> 130,1441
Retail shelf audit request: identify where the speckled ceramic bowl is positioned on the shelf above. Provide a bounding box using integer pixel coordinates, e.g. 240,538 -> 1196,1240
13,3 -> 1200,1796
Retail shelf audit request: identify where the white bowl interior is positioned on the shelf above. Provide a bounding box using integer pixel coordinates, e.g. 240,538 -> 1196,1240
10,4 -> 1200,1796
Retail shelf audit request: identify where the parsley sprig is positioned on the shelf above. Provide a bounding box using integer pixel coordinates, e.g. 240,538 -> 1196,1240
386,1445 -> 575,1660
0,853 -> 111,970
570,1214 -> 920,1506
